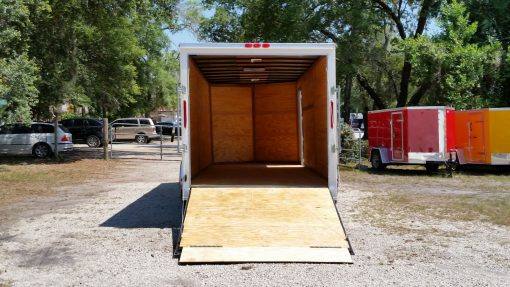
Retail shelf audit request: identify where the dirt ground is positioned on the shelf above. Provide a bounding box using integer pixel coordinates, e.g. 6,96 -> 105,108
0,144 -> 509,286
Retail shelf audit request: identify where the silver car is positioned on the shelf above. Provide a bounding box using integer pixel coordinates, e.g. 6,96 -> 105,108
0,122 -> 73,158
110,118 -> 158,144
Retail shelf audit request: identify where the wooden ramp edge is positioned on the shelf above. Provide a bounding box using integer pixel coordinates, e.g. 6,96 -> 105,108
178,187 -> 353,264
180,247 -> 352,264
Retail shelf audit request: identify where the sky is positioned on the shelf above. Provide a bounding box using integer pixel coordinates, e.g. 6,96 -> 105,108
168,29 -> 198,50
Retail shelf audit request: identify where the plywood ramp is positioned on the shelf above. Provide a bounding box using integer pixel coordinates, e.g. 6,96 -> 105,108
179,186 -> 352,263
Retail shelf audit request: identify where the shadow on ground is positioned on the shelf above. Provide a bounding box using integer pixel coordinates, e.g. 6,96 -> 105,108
342,164 -> 510,177
100,182 -> 182,253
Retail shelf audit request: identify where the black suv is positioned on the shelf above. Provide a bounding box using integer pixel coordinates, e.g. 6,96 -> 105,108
60,118 -> 103,147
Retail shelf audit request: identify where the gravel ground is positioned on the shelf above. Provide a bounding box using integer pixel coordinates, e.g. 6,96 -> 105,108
1,144 -> 509,286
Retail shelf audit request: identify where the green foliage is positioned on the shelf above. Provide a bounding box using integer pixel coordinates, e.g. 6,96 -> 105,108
0,0 -> 41,123
0,55 -> 40,123
403,0 -> 500,109
1,0 -> 180,122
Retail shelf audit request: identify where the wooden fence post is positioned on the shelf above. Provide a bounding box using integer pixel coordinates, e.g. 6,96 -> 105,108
103,118 -> 109,160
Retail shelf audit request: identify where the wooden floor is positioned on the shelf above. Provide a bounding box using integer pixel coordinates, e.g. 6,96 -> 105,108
192,163 -> 328,187
180,164 -> 351,263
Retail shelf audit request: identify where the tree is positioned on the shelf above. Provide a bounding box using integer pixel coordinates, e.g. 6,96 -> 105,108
192,0 -> 383,120
403,0 -> 500,109
362,0 -> 442,107
466,0 -> 510,106
27,0 -> 180,118
0,0 -> 41,123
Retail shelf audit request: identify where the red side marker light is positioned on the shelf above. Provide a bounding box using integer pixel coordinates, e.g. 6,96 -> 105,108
253,43 -> 261,48
262,43 -> 270,48
330,101 -> 334,129
183,100 -> 187,128
245,43 -> 253,48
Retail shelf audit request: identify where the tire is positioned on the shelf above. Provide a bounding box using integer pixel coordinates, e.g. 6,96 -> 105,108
425,163 -> 439,173
33,143 -> 52,158
370,150 -> 386,170
86,135 -> 101,148
135,134 -> 148,144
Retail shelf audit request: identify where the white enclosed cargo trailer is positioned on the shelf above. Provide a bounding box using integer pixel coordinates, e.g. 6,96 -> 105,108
177,43 -> 352,263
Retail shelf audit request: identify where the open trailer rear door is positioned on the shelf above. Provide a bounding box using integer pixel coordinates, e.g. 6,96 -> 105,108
178,187 -> 352,263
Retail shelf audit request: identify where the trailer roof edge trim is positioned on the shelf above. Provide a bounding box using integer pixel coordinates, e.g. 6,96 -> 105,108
455,107 -> 510,112
179,43 -> 336,56
368,106 -> 454,114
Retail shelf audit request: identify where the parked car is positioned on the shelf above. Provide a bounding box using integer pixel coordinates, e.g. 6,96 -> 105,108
155,121 -> 176,136
0,122 -> 73,158
110,117 -> 158,144
60,118 -> 103,147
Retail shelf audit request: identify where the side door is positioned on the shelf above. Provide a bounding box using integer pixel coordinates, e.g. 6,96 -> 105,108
0,125 -> 13,154
70,119 -> 84,141
139,119 -> 154,136
82,119 -> 95,138
12,124 -> 35,154
391,112 -> 404,161
124,119 -> 139,140
467,118 -> 485,163
111,120 -> 126,140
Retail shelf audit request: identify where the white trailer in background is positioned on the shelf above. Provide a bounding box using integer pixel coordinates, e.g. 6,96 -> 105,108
177,43 -> 352,263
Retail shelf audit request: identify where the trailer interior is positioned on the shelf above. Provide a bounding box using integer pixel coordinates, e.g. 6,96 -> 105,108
179,53 -> 352,263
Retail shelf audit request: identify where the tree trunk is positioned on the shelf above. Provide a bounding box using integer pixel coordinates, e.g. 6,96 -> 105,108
398,58 -> 412,107
342,74 -> 353,123
501,43 -> 510,106
356,74 -> 387,110
362,106 -> 369,140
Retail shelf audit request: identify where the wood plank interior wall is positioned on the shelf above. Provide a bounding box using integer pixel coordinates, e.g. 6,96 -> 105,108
254,83 -> 299,162
189,58 -> 212,177
211,85 -> 254,162
297,56 -> 328,177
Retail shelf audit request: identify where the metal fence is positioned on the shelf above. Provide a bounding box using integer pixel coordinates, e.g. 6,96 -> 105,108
107,123 -> 182,160
339,136 -> 365,166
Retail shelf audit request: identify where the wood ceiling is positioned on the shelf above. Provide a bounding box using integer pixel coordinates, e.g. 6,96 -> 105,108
191,55 -> 319,84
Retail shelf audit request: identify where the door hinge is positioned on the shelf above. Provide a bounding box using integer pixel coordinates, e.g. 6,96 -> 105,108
179,85 -> 187,95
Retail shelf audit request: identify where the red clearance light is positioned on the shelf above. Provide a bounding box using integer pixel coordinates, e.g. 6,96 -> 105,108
330,101 -> 334,129
253,43 -> 261,48
245,43 -> 253,48
183,100 -> 187,128
262,43 -> 270,48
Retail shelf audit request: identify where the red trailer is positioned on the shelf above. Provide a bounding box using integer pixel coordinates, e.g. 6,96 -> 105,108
368,106 -> 456,171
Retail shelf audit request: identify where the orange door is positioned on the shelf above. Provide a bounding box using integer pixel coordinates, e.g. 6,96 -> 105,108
467,118 -> 486,163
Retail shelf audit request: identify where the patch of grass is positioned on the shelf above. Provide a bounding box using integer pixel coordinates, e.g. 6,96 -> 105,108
0,159 -> 123,205
356,191 -> 510,232
340,164 -> 510,194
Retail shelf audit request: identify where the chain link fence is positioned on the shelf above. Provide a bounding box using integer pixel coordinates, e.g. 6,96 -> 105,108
339,123 -> 368,167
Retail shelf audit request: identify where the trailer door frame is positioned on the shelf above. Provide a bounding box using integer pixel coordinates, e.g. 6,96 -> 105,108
179,43 -> 338,200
